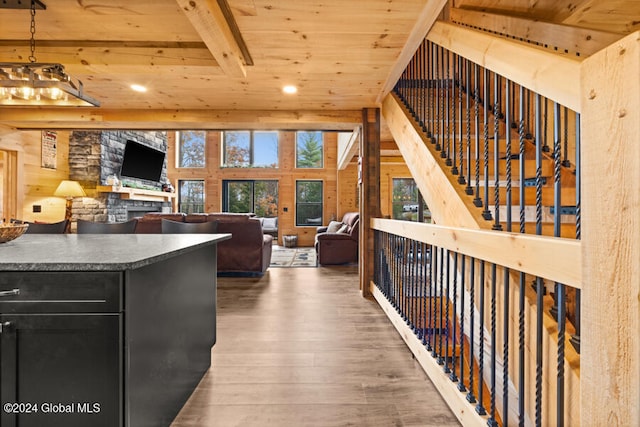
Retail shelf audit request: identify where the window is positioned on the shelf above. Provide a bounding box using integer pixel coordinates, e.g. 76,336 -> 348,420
296,180 -> 323,226
222,180 -> 278,217
176,131 -> 206,168
178,180 -> 205,213
392,178 -> 430,222
296,131 -> 323,168
222,131 -> 278,167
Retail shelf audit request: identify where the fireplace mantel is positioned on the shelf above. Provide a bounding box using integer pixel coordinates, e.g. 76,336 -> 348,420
97,185 -> 176,202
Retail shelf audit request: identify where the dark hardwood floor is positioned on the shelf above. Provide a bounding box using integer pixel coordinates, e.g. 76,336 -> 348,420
171,265 -> 460,427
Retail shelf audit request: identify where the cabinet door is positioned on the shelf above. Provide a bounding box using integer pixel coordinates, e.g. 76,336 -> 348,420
0,314 -> 121,427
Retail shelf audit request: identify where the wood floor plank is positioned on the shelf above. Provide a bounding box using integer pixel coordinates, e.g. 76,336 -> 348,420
171,266 -> 460,426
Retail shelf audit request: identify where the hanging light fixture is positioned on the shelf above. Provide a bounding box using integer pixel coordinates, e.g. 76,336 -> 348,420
0,0 -> 100,107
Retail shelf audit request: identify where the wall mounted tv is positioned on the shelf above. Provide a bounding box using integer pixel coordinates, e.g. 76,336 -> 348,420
120,140 -> 166,182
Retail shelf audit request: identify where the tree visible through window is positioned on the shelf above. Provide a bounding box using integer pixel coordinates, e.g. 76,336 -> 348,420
178,180 -> 205,213
222,131 -> 278,167
223,180 -> 278,217
296,180 -> 323,226
296,131 -> 323,168
177,131 -> 206,168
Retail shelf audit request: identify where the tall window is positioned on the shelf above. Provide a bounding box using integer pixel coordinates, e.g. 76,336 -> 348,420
178,180 -> 205,213
222,131 -> 278,167
176,131 -> 206,168
392,178 -> 430,222
296,131 -> 323,168
222,180 -> 278,217
296,180 -> 323,226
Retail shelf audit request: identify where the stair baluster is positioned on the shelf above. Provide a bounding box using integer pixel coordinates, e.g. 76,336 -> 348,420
482,69 -> 492,220
476,260 -> 487,415
438,247 -> 445,365
465,59 -> 473,194
473,64 -> 482,207
444,250 -> 452,374
444,51 -> 452,164
488,263 -> 499,427
457,55 -> 465,183
562,107 -> 571,167
435,46 -> 442,151
458,255 -> 467,392
492,72 -> 503,230
467,257 -> 478,404
518,84 -> 527,427
450,252 -> 459,382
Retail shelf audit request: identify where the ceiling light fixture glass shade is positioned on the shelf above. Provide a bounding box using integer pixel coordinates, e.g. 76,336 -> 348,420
0,63 -> 100,107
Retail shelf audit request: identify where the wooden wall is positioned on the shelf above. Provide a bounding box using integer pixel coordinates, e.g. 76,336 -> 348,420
0,128 -> 69,223
167,130 -> 341,247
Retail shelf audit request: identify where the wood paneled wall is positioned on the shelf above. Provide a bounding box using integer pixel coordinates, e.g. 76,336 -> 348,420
167,130 -> 341,247
0,128 -> 69,223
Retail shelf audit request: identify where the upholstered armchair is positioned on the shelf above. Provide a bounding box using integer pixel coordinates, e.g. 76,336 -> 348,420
314,212 -> 359,265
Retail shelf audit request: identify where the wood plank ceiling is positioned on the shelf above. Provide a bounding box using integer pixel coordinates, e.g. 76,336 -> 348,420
0,0 -> 638,131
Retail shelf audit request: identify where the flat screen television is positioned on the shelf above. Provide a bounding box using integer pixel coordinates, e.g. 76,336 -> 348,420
120,140 -> 166,182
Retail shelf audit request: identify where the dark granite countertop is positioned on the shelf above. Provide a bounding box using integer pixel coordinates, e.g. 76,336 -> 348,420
0,234 -> 231,271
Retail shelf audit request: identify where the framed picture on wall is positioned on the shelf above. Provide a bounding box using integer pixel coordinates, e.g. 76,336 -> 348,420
41,130 -> 57,170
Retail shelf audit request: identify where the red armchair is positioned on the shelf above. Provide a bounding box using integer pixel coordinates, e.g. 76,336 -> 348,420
314,212 -> 359,265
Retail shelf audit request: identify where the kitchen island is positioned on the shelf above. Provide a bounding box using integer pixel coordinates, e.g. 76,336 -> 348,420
0,233 -> 230,427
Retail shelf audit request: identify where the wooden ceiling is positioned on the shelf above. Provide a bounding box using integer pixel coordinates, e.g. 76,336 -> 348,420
0,0 -> 637,131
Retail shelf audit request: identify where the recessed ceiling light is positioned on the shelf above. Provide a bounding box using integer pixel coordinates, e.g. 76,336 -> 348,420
130,84 -> 147,93
282,85 -> 297,94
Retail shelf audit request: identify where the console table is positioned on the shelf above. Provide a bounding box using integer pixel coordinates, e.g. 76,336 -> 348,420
0,233 -> 230,427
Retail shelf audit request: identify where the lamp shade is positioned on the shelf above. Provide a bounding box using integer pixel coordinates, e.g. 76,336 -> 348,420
54,180 -> 86,198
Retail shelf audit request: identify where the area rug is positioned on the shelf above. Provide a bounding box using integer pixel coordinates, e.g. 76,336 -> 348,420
270,246 -> 317,267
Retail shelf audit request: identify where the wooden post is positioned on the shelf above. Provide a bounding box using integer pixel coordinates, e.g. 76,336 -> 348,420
580,31 -> 640,426
359,108 -> 381,296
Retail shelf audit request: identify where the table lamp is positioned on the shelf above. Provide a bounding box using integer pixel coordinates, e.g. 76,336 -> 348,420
54,180 -> 86,230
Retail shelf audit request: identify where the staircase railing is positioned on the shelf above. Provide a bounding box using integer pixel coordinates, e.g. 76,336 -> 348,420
376,27 -> 639,427
376,33 -> 586,427
371,219 -> 581,427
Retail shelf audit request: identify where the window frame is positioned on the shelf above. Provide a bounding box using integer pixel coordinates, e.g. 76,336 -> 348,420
295,180 -> 324,227
295,131 -> 324,169
221,179 -> 279,217
221,130 -> 279,168
178,179 -> 206,214
175,131 -> 206,168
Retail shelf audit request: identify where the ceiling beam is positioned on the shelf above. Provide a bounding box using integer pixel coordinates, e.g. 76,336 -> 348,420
176,0 -> 250,78
337,127 -> 360,170
0,109 -> 362,130
0,41 -> 218,70
428,21 -> 582,112
376,0 -> 448,103
449,8 -> 622,57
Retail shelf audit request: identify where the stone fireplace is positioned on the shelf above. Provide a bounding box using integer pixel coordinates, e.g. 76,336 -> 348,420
69,130 -> 171,223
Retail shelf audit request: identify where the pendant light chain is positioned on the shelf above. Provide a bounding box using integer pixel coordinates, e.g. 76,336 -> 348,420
29,0 -> 37,63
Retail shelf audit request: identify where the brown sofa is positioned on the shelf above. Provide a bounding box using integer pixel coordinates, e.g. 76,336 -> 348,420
136,212 -> 273,276
314,212 -> 359,265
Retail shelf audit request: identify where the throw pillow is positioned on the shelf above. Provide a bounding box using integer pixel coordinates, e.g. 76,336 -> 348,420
326,220 -> 343,233
262,217 -> 277,229
337,224 -> 349,234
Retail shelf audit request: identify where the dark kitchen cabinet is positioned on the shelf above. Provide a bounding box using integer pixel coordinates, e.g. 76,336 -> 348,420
0,272 -> 122,427
0,234 -> 225,427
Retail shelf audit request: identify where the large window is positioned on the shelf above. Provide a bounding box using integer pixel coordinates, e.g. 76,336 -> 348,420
178,180 -> 205,213
222,131 -> 278,168
222,180 -> 278,217
296,131 -> 323,168
392,178 -> 430,222
176,131 -> 206,168
296,180 -> 323,226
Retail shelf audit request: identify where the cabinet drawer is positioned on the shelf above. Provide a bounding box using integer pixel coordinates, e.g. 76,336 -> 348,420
0,272 -> 121,313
